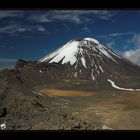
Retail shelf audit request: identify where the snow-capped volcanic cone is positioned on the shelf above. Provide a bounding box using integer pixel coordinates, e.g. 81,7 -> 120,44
38,37 -> 140,90
14,37 -> 140,90
39,38 -> 119,67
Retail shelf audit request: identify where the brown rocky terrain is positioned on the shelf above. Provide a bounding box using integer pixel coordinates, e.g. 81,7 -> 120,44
0,38 -> 140,130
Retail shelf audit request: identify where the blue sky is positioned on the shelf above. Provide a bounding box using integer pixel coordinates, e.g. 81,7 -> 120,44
0,10 -> 140,69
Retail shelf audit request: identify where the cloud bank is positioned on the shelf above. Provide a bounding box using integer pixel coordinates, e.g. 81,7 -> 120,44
123,34 -> 140,66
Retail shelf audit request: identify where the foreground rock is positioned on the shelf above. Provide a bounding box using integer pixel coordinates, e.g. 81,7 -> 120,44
0,108 -> 7,118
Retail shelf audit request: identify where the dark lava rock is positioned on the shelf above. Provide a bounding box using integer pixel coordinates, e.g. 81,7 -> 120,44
0,107 -> 7,118
72,122 -> 81,129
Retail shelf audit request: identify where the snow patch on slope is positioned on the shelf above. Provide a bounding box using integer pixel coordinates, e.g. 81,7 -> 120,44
99,66 -> 104,73
39,70 -> 43,74
100,45 -> 117,62
74,72 -> 77,78
108,79 -> 140,91
91,69 -> 95,80
32,91 -> 45,97
49,41 -> 79,65
108,49 -> 121,59
39,40 -> 76,63
81,57 -> 87,68
102,125 -> 113,130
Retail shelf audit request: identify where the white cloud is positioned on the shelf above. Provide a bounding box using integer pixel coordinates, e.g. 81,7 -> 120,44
123,48 -> 140,66
99,32 -> 134,38
29,10 -> 115,24
83,26 -> 90,32
37,26 -> 46,32
106,41 -> 115,49
0,11 -> 48,35
83,26 -> 88,31
123,34 -> 140,66
0,10 -> 115,37
0,24 -> 27,34
17,28 -> 26,32
109,32 -> 133,37
29,14 -> 52,23
0,10 -> 24,20
130,34 -> 140,47
0,23 -> 47,35
0,10 -> 23,19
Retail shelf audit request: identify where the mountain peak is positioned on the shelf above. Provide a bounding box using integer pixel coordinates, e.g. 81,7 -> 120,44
39,37 -> 121,66
38,38 -> 125,81
73,37 -> 99,44
84,37 -> 99,44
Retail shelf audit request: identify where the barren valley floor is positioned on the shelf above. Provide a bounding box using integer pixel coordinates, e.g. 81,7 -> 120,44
1,85 -> 140,130
31,88 -> 140,130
